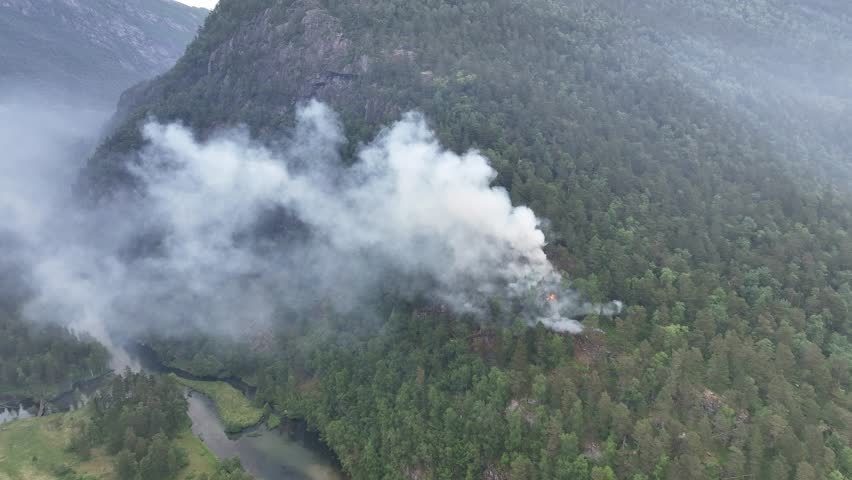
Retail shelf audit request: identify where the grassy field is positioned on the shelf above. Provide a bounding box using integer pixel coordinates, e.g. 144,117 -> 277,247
174,429 -> 219,479
170,375 -> 264,433
0,410 -> 218,480
266,413 -> 282,430
0,410 -> 110,480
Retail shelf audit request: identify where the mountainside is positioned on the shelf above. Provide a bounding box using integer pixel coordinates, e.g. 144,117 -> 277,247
0,0 -> 208,105
80,1 -> 852,479
617,0 -> 852,182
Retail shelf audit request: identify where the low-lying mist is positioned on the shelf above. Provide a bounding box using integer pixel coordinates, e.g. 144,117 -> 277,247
1,99 -> 620,364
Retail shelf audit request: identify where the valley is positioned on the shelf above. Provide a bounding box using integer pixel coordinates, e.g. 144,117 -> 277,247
0,350 -> 344,480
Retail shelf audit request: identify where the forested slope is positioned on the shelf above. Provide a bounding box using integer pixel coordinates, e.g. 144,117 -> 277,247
0,311 -> 109,400
612,0 -> 852,182
84,1 -> 852,479
0,265 -> 109,400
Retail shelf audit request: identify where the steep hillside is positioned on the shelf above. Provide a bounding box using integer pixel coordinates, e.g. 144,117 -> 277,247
614,0 -> 852,181
0,0 -> 208,104
81,1 -> 852,479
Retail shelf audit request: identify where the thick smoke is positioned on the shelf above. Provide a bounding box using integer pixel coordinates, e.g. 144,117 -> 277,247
2,99 -> 621,353
0,93 -> 130,361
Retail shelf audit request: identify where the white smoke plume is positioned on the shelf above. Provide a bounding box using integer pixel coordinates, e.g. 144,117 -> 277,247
2,99 -> 621,350
0,93 -> 136,366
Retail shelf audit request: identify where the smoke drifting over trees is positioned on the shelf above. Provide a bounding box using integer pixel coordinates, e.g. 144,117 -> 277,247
2,100 -> 611,354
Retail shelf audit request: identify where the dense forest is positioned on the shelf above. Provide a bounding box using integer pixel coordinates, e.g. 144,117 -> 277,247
67,371 -> 253,480
616,0 -> 852,183
0,252 -> 109,402
0,310 -> 109,399
71,372 -> 190,479
74,0 -> 852,479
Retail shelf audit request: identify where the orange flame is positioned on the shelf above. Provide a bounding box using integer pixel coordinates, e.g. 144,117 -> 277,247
548,293 -> 557,302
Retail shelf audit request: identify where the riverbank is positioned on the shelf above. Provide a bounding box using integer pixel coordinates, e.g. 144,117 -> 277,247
130,342 -> 257,396
0,408 -> 219,480
170,374 -> 264,433
0,370 -> 111,408
133,342 -> 346,479
1,347 -> 345,480
186,392 -> 343,480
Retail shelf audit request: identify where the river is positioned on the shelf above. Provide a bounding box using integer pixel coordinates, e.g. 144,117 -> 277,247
1,345 -> 345,479
127,343 -> 345,480
187,391 -> 343,480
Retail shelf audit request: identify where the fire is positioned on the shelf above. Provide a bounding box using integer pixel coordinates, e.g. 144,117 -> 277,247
548,293 -> 557,302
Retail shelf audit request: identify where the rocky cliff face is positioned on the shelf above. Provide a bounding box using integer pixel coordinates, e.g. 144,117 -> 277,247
185,0 -> 363,120
80,0 -> 409,193
0,0 -> 208,104
113,0 -> 374,124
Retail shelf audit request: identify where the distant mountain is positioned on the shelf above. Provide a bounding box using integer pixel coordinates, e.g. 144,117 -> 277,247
0,0 -> 208,105
0,0 -> 207,406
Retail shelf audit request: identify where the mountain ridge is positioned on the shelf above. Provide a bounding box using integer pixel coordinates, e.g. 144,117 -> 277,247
0,0 -> 208,105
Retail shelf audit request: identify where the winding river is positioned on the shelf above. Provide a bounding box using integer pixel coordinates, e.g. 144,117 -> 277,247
128,344 -> 345,480
1,345 -> 345,479
186,392 -> 343,480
